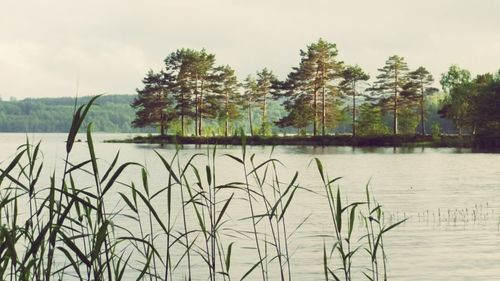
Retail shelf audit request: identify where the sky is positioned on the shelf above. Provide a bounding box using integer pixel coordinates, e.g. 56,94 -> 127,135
1,0 -> 499,99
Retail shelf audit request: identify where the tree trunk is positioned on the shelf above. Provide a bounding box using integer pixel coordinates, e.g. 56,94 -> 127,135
248,99 -> 253,136
312,68 -> 321,136
393,70 -> 398,135
160,123 -> 165,136
313,89 -> 318,136
181,113 -> 184,136
352,81 -> 356,137
160,111 -> 165,136
199,80 -> 204,136
225,91 -> 229,137
420,81 -> 425,135
321,68 -> 326,136
322,86 -> 326,136
199,95 -> 203,136
262,92 -> 267,135
194,79 -> 199,137
159,89 -> 165,137
181,92 -> 185,136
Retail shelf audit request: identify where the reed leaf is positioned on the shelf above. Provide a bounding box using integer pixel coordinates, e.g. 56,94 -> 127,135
240,257 -> 265,281
215,193 -> 234,229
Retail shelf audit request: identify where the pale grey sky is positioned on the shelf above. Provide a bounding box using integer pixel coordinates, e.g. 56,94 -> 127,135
1,0 -> 499,98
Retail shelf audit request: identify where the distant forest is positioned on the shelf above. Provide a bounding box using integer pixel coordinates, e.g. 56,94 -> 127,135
0,95 -> 150,133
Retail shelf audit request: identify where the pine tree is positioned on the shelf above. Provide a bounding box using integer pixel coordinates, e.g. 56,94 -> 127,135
339,65 -> 370,136
255,68 -> 278,136
164,49 -> 195,136
213,65 -> 240,136
164,48 -> 217,136
276,76 -> 314,134
370,55 -> 410,135
242,75 -> 258,136
280,39 -> 344,135
407,66 -> 437,135
191,50 -> 216,136
131,70 -> 174,136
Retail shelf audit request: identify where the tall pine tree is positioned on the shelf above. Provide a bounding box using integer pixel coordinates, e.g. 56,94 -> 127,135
214,65 -> 240,136
191,50 -> 216,136
242,75 -> 258,136
276,72 -> 314,134
407,66 -> 437,135
164,48 -> 217,136
340,65 -> 370,136
370,55 -> 410,135
255,68 -> 278,135
164,49 -> 195,136
279,39 -> 343,135
132,70 -> 175,136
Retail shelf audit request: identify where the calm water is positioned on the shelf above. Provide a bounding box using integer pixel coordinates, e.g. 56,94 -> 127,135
1,133 -> 500,280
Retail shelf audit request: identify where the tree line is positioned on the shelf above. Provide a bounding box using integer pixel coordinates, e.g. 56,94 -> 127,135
132,38 -> 498,137
439,65 -> 500,136
0,95 -> 147,133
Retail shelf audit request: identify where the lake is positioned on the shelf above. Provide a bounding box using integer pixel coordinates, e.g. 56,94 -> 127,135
1,133 -> 499,281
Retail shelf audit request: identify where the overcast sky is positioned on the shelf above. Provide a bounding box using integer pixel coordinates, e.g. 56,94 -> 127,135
1,0 -> 499,99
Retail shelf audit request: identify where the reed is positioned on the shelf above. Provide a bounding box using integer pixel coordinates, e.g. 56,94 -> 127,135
0,96 -> 406,281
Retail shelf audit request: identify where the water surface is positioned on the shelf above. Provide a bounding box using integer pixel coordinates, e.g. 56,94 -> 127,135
1,133 -> 499,280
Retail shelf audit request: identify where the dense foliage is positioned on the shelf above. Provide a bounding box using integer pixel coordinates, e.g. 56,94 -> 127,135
132,39 -> 464,137
439,67 -> 500,136
0,95 -> 150,133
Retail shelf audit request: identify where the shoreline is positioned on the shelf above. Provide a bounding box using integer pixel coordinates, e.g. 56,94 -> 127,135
105,134 -> 476,148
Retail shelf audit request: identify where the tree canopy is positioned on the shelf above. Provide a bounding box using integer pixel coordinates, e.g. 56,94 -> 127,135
128,43 -> 498,138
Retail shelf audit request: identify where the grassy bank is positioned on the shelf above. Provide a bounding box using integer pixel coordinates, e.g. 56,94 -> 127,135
106,134 -> 474,148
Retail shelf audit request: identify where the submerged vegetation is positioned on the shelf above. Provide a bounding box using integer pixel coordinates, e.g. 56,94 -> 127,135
0,97 -> 407,280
